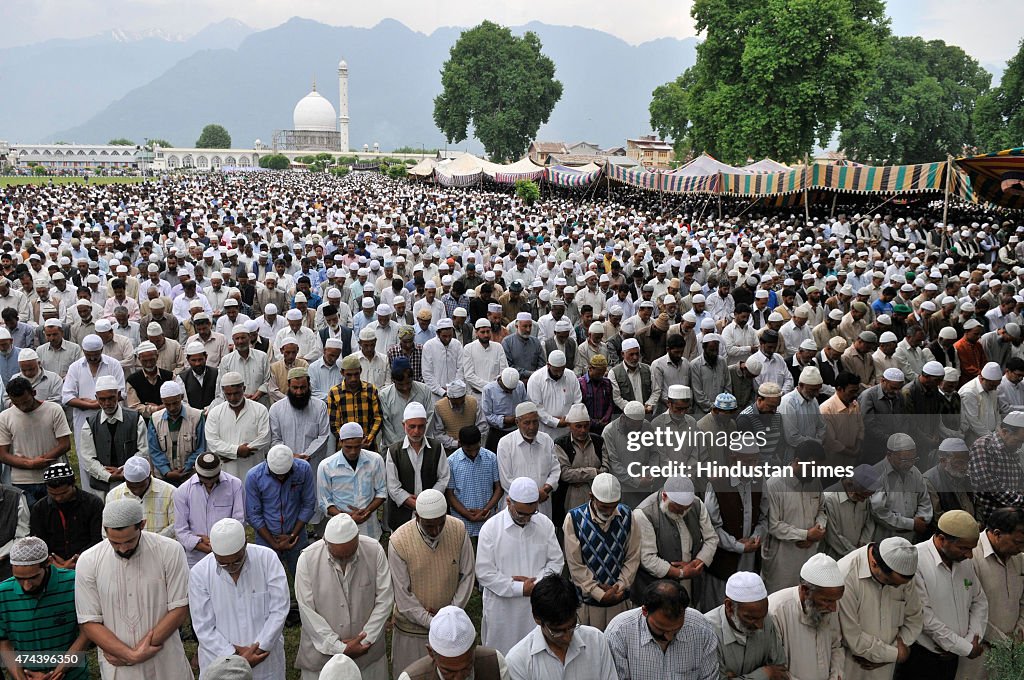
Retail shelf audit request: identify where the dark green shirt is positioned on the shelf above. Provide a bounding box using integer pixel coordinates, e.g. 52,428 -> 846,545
0,565 -> 87,679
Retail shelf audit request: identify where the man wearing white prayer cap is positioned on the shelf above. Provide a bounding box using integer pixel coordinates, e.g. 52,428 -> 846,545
959,360 -> 1003,445
632,475 -> 719,604
77,373 -> 149,499
319,653 -> 363,680
609,336 -> 655,414
125,340 -> 175,418
295,513 -> 394,680
104,455 -> 176,536
651,383 -> 699,463
476,476 -> 564,654
836,536 -> 923,680
602,400 -> 662,508
383,401 -> 450,531
190,518 -> 290,679
429,378 -> 487,455
501,311 -> 545,382
706,572 -> 788,680
216,318 -> 272,407
75,497 -> 193,678
205,369 -> 272,480
273,306 -> 323,364
386,488 -> 475,675
316,422 -> 388,540
526,346 -> 583,441
922,437 -> 975,522
768,553 -> 846,680
495,401 -> 561,520
551,402 -> 605,522
462,309 -> 510,398
396,604 -> 508,680
562,472 -> 641,629
149,378 -> 206,484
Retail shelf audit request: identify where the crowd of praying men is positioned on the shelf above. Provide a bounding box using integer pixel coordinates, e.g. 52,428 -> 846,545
0,170 -> 1022,680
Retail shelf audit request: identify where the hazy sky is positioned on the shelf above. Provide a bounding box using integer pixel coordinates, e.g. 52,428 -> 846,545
5,0 -> 1022,64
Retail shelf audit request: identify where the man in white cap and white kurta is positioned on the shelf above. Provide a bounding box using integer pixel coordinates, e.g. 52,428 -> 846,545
526,349 -> 582,441
563,473 -> 641,630
295,513 -> 393,680
75,498 -> 193,679
204,370 -> 272,480
62,333 -> 125,495
387,489 -> 475,675
704,572 -> 788,680
836,536 -> 923,680
496,401 -> 561,519
189,518 -> 290,679
462,318 -> 510,397
768,553 -> 846,680
959,360 -> 1002,445
275,308 -> 323,363
397,604 -> 509,680
477,476 -> 564,655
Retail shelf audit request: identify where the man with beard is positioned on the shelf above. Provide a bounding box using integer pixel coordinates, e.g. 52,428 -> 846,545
217,324 -> 271,407
690,334 -> 732,419
75,498 -> 192,679
106,456 -> 177,537
125,341 -> 175,418
527,350 -> 582,441
502,312 -> 545,382
900,510 -> 987,680
871,433 -> 931,542
923,438 -> 974,523
610,338 -> 655,415
178,342 -> 219,410
0,537 -> 90,679
822,464 -> 880,560
463,318 -> 510,398
205,371 -> 271,480
604,401 -> 664,509
308,337 -> 343,401
387,489 -> 475,676
270,367 -> 331,471
705,572 -> 789,680
496,402 -> 561,520
78,375 -> 148,496
768,554 -> 846,680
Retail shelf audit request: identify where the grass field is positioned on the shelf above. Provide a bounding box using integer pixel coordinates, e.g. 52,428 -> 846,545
0,176 -> 151,187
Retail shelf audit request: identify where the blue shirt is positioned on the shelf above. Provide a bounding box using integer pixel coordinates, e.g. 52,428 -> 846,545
480,380 -> 528,429
0,350 -> 18,385
244,459 -> 316,535
316,449 -> 387,538
307,358 -> 343,401
414,325 -> 437,346
447,447 -> 500,536
872,298 -> 893,317
147,409 -> 207,474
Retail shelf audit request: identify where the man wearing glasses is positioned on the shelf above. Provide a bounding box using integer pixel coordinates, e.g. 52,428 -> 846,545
870,433 -> 932,542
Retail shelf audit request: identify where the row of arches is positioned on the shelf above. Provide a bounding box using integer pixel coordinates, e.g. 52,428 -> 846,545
164,155 -> 253,169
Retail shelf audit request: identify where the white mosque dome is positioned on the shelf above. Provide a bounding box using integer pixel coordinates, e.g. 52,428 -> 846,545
293,88 -> 337,132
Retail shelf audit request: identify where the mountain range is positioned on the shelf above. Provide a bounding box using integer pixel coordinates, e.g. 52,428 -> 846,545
1,17 -> 698,152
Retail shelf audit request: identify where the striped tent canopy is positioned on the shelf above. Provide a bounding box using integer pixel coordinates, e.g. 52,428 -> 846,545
546,164 -> 602,188
951,148 -> 1024,209
810,162 -> 946,194
484,157 -> 545,184
661,172 -> 719,195
741,158 -> 789,174
435,153 -> 484,187
672,152 -> 749,176
720,167 -> 807,196
606,162 -> 659,191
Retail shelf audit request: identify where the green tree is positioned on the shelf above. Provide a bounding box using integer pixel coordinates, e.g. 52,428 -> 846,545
108,138 -> 135,146
974,38 -> 1024,152
195,124 -> 231,149
258,154 -> 290,170
33,165 -> 49,176
650,70 -> 696,159
386,164 -> 407,180
654,0 -> 888,164
434,21 -> 562,162
514,179 -> 540,205
146,139 -> 173,149
839,36 -> 991,163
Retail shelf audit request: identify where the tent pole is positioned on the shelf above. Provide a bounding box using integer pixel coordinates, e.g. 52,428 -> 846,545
942,155 -> 952,225
717,194 -> 722,220
830,193 -> 838,219
803,187 -> 811,224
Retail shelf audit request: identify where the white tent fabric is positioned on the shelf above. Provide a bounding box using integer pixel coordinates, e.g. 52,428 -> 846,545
672,153 -> 749,176
741,158 -> 789,174
407,158 -> 437,177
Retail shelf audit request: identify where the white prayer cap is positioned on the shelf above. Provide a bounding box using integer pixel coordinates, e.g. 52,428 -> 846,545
160,381 -> 184,399
293,292 -> 307,304
554,318 -> 572,332
82,334 -> 103,351
963,318 -> 981,330
280,336 -> 300,349
624,401 -> 645,420
324,514 -> 359,544
879,331 -> 897,344
324,338 -> 344,350
123,456 -> 151,483
744,357 -> 763,377
428,606 -> 477,658
221,371 -> 244,387
922,360 -> 945,377
621,338 -> 640,352
515,401 -> 538,418
939,326 -> 959,340
501,367 -> 520,389
245,320 -> 259,333
203,656 -> 254,680
44,318 -> 62,328
516,312 -> 532,322
886,432 -> 916,451
938,438 -> 969,454
318,653 -> 362,680
879,536 -> 918,575
135,341 -> 157,356
548,350 -> 566,367
416,489 -> 448,519
267,445 -> 295,474
95,376 -> 119,392
358,327 -> 376,341
361,297 -> 375,309
17,348 -> 37,362
265,304 -> 279,315
667,384 -> 691,400
882,367 -> 905,382
474,318 -> 491,330
726,571 -> 768,602
798,366 -> 823,385
663,476 -> 695,505
210,518 -> 247,556
231,324 -> 248,336
591,473 -> 621,503
801,553 -> 844,587
436,318 -> 454,330
146,322 -> 164,336
701,332 -> 723,345
981,362 -> 1003,380
565,403 -> 590,423
799,339 -> 817,352
508,477 -> 540,503
103,498 -> 145,529
944,367 -> 960,382
9,537 -> 49,566
338,422 -> 364,441
285,309 -> 303,321
377,303 -> 393,316
403,402 -> 428,421
95,319 -> 113,333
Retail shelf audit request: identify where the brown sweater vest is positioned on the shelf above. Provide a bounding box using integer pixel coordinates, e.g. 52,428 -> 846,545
707,487 -> 763,580
388,516 -> 467,636
434,396 -> 480,442
401,647 -> 501,680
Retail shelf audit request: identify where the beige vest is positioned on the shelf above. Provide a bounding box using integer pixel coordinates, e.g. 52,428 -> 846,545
434,396 -> 479,441
151,405 -> 203,470
296,538 -> 387,672
402,647 -> 501,680
388,516 -> 466,636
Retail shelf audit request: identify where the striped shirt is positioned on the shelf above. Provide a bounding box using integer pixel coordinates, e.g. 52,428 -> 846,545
0,566 -> 88,679
447,447 -> 501,536
325,380 -> 382,446
105,478 -> 177,537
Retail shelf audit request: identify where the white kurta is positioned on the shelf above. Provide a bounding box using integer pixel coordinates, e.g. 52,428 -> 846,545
204,399 -> 272,480
476,509 -> 564,655
189,545 -> 290,680
495,430 -> 562,519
